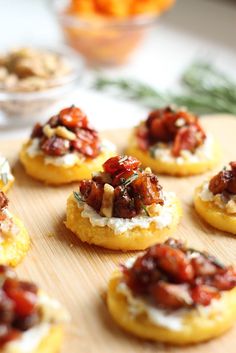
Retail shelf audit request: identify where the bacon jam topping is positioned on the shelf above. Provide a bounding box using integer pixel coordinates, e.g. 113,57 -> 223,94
76,155 -> 164,219
122,239 -> 236,310
31,105 -> 101,158
0,266 -> 39,347
136,106 -> 206,157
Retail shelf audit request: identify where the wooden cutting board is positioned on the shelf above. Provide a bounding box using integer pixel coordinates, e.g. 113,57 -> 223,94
1,115 -> 236,353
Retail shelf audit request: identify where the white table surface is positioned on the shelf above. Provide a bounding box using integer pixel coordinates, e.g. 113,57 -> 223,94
0,0 -> 236,140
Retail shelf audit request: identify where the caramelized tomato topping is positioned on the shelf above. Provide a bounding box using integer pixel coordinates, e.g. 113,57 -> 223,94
59,106 -> 88,129
103,156 -> 141,175
122,239 -> 236,310
78,155 -> 164,219
136,106 -> 206,156
30,106 -> 101,158
209,162 -> 236,195
0,266 -> 39,347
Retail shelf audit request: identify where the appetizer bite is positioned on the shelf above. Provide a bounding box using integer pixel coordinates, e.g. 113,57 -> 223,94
0,156 -> 14,192
126,106 -> 220,176
107,238 -> 236,344
20,105 -> 115,184
194,162 -> 236,234
65,155 -> 181,251
0,191 -> 29,266
0,265 -> 69,353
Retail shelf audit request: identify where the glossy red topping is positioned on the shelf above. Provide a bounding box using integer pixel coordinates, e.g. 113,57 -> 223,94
0,266 -> 39,347
122,238 -> 236,310
31,105 -> 101,158
59,106 -> 88,129
136,106 -> 206,157
209,162 -> 236,195
78,155 -> 164,219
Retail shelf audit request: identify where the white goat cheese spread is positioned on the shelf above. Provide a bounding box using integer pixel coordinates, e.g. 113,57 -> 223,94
117,281 -> 226,331
76,192 -> 176,234
199,181 -> 214,202
4,293 -> 69,353
0,156 -> 14,183
26,138 -> 115,167
151,134 -> 214,164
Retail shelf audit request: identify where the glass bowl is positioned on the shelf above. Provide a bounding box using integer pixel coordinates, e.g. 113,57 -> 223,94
0,46 -> 83,127
53,0 -> 160,66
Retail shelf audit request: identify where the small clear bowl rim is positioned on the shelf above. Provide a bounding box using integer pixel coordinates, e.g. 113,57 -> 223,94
52,0 -> 160,29
0,44 -> 83,101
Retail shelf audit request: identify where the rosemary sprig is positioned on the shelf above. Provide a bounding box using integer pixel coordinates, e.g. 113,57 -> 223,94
121,172 -> 139,187
94,62 -> 236,115
141,204 -> 150,217
73,191 -> 85,203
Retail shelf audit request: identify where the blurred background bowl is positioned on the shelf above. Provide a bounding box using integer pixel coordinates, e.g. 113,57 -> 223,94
0,45 -> 83,127
53,0 -> 171,67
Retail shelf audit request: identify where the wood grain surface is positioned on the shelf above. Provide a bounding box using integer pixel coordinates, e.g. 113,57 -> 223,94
1,115 -> 236,353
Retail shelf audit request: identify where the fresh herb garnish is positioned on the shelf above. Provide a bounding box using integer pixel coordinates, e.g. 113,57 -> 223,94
94,62 -> 236,115
121,172 -> 139,187
73,191 -> 85,203
141,204 -> 150,217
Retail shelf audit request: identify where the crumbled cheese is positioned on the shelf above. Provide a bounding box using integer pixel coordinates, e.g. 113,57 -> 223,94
76,192 -> 176,234
151,134 -> 214,164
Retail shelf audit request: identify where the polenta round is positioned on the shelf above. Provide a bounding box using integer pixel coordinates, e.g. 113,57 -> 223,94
65,191 -> 182,251
19,105 -> 116,185
127,106 -> 221,176
194,186 -> 236,235
107,270 -> 236,345
0,266 -> 69,353
0,215 -> 30,267
20,141 -> 115,185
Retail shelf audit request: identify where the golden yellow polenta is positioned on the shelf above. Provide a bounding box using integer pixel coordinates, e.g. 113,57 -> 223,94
194,186 -> 236,235
0,178 -> 14,193
126,132 -> 221,176
20,142 -> 115,185
107,270 -> 236,344
65,193 -> 182,251
33,326 -> 63,353
0,216 -> 30,267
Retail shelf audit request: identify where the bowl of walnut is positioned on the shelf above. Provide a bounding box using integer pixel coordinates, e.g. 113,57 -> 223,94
0,46 -> 82,127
